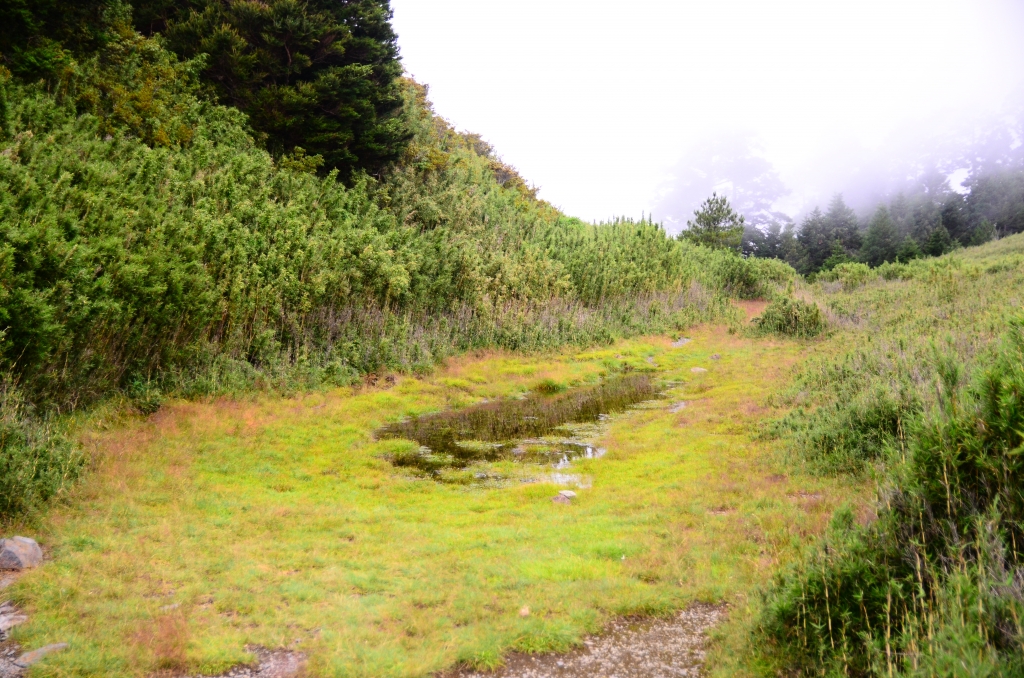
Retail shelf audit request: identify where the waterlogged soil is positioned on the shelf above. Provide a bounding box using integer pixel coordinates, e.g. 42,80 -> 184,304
375,373 -> 661,478
446,604 -> 726,678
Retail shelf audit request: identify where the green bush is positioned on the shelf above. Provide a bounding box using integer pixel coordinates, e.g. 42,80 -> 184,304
755,315 -> 1024,676
875,260 -> 913,280
0,383 -> 82,520
751,296 -> 827,338
818,261 -> 871,290
784,383 -> 919,474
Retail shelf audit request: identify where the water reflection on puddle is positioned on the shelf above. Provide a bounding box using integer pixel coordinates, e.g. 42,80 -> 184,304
375,374 -> 660,484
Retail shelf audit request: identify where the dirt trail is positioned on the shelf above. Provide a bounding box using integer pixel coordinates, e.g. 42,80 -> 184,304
445,604 -> 725,678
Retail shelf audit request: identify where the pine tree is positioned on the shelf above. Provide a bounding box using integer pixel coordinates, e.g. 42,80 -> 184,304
825,194 -> 862,253
796,208 -> 831,273
895,236 -> 922,262
131,0 -> 410,179
923,223 -> 954,257
679,193 -> 744,251
860,205 -> 899,267
0,0 -> 112,78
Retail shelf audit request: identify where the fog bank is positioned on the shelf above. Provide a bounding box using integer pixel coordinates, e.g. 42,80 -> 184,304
391,0 -> 1024,225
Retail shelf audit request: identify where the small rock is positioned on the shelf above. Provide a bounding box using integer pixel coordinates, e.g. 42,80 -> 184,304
158,602 -> 180,612
672,337 -> 692,347
0,610 -> 28,633
558,490 -> 577,499
519,606 -> 531,617
552,495 -> 572,505
711,353 -> 721,360
0,537 -> 43,570
14,643 -> 68,667
690,367 -> 708,374
669,401 -> 688,413
645,356 -> 656,365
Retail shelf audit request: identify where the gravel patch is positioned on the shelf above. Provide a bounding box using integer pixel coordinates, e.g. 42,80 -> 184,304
178,646 -> 307,678
446,603 -> 726,678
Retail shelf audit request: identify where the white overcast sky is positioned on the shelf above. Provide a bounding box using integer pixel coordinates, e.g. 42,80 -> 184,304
390,0 -> 1024,223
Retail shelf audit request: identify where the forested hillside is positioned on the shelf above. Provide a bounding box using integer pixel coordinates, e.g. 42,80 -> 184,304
742,174 -> 1024,275
0,1 -> 790,518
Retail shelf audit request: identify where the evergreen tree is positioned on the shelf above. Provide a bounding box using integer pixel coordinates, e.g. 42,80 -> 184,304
131,0 -> 410,179
796,208 -> 832,273
679,193 -> 744,251
940,195 -> 971,245
820,241 -> 853,271
969,219 -> 996,246
965,169 -> 1024,237
0,0 -> 113,78
895,236 -> 922,262
743,220 -> 800,263
923,223 -> 954,257
825,194 -> 862,253
860,205 -> 899,267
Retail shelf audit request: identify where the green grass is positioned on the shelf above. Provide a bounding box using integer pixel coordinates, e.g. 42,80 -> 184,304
715,233 -> 1024,676
5,327 -> 862,677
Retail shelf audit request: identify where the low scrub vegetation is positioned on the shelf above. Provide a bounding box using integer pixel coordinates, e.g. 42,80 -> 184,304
751,297 -> 827,339
734,234 -> 1024,675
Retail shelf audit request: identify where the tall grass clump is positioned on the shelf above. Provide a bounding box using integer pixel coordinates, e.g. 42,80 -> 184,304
0,382 -> 82,519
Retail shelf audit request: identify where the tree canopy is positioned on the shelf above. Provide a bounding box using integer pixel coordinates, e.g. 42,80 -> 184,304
0,1 -> 411,179
131,0 -> 409,179
680,193 -> 745,251
859,205 -> 899,267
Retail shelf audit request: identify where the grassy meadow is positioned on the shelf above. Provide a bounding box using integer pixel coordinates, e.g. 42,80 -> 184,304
3,321 -> 863,677
719,233 -> 1024,676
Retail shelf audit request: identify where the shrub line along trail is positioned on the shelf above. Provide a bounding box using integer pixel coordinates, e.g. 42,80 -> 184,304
4,324 -> 863,677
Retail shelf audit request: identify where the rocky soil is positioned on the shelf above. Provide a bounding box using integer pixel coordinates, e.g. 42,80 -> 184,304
445,603 -> 726,678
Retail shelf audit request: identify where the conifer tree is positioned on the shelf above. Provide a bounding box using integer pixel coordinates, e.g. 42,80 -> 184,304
679,193 -> 744,251
895,236 -> 922,262
795,208 -> 831,273
860,205 -> 899,267
132,0 -> 410,179
824,194 -> 862,253
923,223 -> 954,256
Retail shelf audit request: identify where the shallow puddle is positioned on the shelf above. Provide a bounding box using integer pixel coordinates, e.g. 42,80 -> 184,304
376,374 -> 661,479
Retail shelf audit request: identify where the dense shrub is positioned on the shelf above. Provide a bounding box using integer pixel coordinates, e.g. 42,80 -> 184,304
755,315 -> 1024,676
783,383 -> 919,474
751,296 -> 827,338
818,261 -> 871,290
875,260 -> 913,281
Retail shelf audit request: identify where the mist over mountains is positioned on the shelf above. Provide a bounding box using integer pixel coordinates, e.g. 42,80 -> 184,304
654,99 -> 1024,233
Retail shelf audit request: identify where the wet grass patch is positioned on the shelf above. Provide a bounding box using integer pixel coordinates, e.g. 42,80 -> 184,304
6,329 -> 864,677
